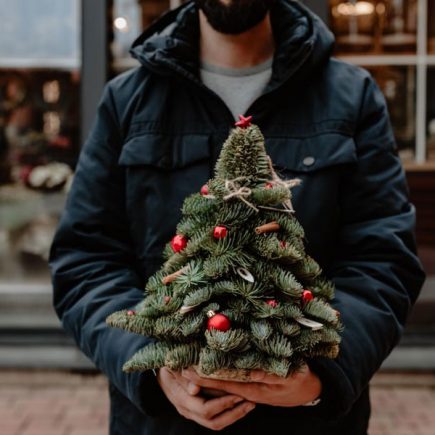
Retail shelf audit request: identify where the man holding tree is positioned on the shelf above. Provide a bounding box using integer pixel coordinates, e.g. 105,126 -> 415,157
50,1 -> 425,434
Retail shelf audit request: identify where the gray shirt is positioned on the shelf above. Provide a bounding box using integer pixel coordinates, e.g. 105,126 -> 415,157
200,57 -> 273,120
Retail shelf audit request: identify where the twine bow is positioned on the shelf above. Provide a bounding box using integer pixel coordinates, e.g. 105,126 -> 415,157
223,177 -> 259,212
265,156 -> 302,213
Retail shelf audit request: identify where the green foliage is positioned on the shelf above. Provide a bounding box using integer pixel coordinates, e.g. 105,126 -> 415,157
123,342 -> 173,372
182,193 -> 217,216
106,122 -> 341,378
199,347 -> 230,375
275,319 -> 301,337
250,319 -> 273,341
254,333 -> 294,358
234,351 -> 265,370
205,329 -> 250,353
251,233 -> 303,263
250,185 -> 290,205
165,343 -> 201,370
215,126 -> 271,183
303,299 -> 341,326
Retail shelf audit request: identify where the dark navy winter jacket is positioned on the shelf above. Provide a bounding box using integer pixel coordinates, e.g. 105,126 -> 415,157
49,1 -> 425,434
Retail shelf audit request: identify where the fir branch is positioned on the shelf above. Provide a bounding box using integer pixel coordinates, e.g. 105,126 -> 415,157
250,319 -> 273,341
165,342 -> 201,370
106,310 -> 155,336
205,329 -> 250,353
215,202 -> 258,228
179,312 -> 206,337
251,233 -> 302,263
139,291 -> 182,318
198,347 -> 231,375
233,351 -> 266,371
311,277 -> 335,300
303,299 -> 341,326
254,333 -> 294,358
163,252 -> 189,274
215,125 -> 271,183
182,193 -> 217,216
123,342 -> 173,372
145,270 -> 168,294
293,329 -> 323,352
203,249 -> 253,278
264,357 -> 291,377
275,319 -> 301,337
172,261 -> 207,295
183,286 -> 213,308
294,255 -> 322,280
272,266 -> 304,297
176,215 -> 207,238
183,228 -> 213,257
153,315 -> 183,340
250,185 -> 290,206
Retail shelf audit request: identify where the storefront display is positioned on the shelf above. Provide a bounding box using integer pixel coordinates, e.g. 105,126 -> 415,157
0,0 -> 80,285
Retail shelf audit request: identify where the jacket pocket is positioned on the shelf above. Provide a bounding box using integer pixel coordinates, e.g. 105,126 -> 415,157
265,132 -> 357,174
264,132 -> 358,271
118,132 -> 210,169
118,132 -> 211,262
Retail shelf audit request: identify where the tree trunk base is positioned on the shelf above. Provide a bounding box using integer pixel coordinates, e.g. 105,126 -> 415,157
192,365 -> 253,382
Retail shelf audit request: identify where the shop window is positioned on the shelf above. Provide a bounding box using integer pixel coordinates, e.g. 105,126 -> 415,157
0,0 -> 80,285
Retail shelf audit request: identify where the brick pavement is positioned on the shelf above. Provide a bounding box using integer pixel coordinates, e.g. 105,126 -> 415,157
0,370 -> 434,435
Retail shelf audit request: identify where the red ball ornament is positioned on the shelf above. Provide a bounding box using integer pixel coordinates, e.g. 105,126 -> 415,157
265,182 -> 273,189
235,114 -> 253,128
171,234 -> 188,253
207,311 -> 231,332
302,290 -> 314,304
127,310 -> 136,316
280,240 -> 287,248
200,184 -> 209,196
266,299 -> 278,308
213,226 -> 227,239
164,296 -> 171,304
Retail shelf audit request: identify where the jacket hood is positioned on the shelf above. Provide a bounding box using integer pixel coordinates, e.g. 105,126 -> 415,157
130,0 -> 335,92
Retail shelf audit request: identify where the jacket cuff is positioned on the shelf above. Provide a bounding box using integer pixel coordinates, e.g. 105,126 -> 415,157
306,357 -> 356,421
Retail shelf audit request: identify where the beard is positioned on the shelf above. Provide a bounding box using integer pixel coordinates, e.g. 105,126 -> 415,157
195,0 -> 275,35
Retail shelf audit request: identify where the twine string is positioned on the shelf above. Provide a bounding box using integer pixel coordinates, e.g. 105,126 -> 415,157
223,177 -> 259,212
266,156 -> 301,212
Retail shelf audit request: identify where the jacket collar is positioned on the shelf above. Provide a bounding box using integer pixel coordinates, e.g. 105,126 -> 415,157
130,0 -> 335,93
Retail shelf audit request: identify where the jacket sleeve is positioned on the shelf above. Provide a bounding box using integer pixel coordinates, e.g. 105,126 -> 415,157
308,74 -> 426,419
49,82 -> 171,416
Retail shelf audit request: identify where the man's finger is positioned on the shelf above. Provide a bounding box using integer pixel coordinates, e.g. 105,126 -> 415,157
201,394 -> 246,420
181,368 -> 256,398
201,400 -> 256,431
248,370 -> 287,384
171,370 -> 201,395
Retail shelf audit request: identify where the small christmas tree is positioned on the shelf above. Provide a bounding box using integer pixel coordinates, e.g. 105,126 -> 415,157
107,115 -> 342,380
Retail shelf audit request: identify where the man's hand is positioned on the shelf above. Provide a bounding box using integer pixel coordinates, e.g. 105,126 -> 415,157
156,367 -> 256,431
181,364 -> 322,407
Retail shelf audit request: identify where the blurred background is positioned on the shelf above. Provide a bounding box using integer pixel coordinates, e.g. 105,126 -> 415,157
0,1 -> 434,435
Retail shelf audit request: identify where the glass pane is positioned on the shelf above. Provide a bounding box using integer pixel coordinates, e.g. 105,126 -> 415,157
429,0 -> 435,53
110,0 -> 171,75
0,0 -> 81,285
329,0 -> 418,55
427,68 -> 435,161
365,65 -> 416,161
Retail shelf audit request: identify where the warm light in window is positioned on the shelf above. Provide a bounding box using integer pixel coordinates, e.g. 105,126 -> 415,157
114,17 -> 129,31
43,112 -> 61,136
43,80 -> 60,104
335,1 -> 375,17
